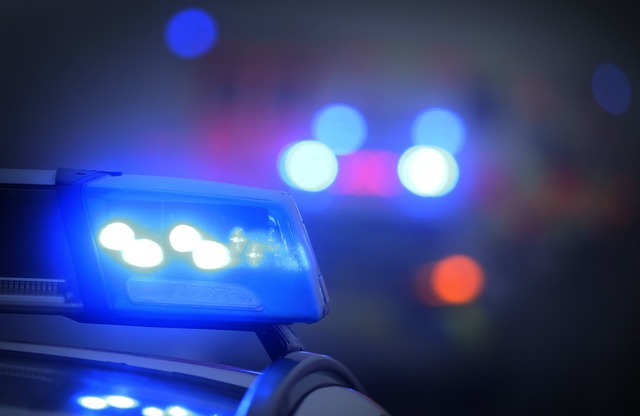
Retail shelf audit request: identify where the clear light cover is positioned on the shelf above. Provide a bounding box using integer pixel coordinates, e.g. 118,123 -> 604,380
82,174 -> 328,325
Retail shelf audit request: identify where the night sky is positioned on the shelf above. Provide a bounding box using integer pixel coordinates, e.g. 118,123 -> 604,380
1,1 -> 639,414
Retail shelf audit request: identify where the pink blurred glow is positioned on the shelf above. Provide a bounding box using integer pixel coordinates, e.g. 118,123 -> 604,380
332,150 -> 402,197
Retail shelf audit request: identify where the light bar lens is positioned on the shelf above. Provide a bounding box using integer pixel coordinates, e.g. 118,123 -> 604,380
82,173 -> 328,324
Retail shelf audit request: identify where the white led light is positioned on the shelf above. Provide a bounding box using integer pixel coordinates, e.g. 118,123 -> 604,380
192,240 -> 231,270
167,405 -> 191,416
169,224 -> 202,252
122,239 -> 164,268
105,395 -> 138,409
77,396 -> 108,410
99,222 -> 135,250
142,407 -> 165,416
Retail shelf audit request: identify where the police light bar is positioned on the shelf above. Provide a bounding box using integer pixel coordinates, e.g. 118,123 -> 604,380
0,168 -> 329,328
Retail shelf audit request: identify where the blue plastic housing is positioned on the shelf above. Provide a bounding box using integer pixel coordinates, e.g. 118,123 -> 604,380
81,174 -> 329,325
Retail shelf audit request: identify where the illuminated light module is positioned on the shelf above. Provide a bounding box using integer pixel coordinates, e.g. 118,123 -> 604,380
98,222 -> 276,271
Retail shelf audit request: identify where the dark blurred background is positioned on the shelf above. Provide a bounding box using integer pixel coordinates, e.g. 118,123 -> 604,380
1,1 -> 639,414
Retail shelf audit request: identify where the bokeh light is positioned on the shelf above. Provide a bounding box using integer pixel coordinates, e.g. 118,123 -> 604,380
431,255 -> 484,305
411,108 -> 466,154
312,104 -> 367,155
331,150 -> 402,196
278,140 -> 338,192
397,145 -> 459,197
165,8 -> 218,59
592,63 -> 632,115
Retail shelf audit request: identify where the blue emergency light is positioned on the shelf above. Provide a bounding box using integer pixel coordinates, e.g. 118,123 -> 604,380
0,168 -> 329,329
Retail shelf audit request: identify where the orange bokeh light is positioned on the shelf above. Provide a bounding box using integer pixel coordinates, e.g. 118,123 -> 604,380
430,255 -> 484,305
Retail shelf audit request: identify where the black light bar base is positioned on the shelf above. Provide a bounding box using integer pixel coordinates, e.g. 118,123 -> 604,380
255,324 -> 304,361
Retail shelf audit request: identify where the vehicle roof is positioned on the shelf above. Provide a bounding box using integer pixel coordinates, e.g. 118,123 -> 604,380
0,340 -> 258,388
0,340 -> 257,416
